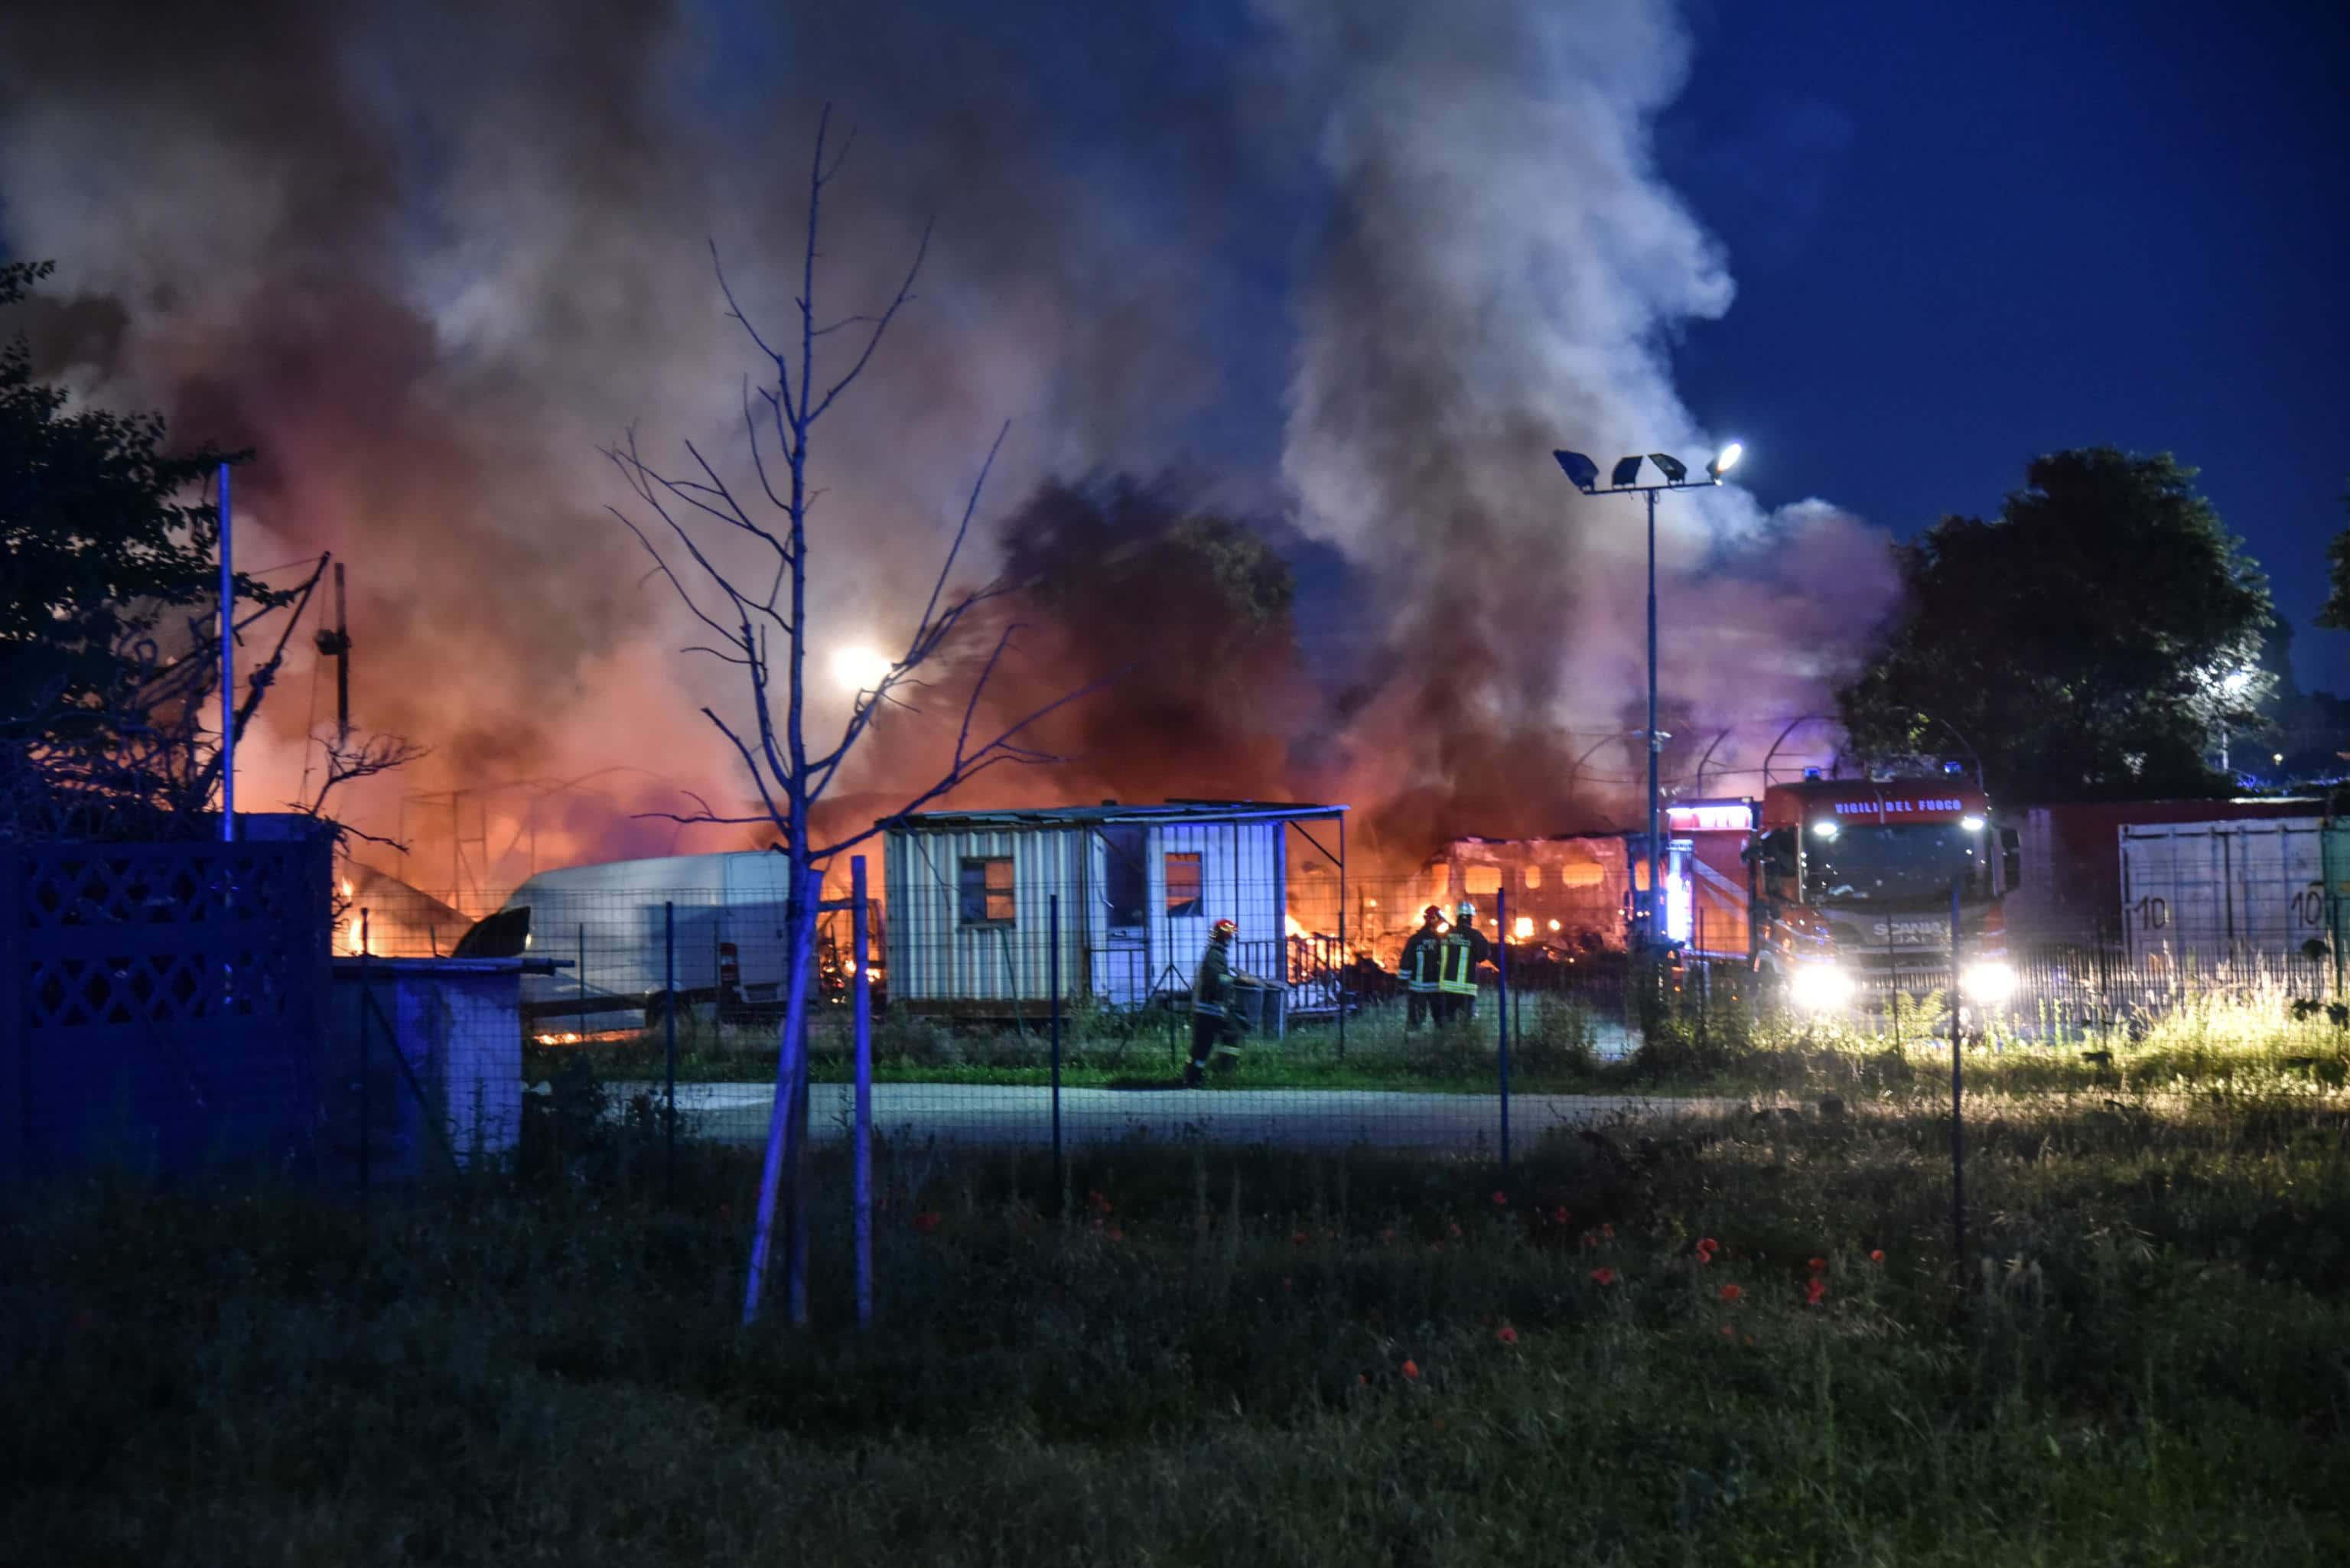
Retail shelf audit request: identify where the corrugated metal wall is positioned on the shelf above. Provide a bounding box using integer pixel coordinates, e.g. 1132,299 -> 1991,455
883,824 -> 1093,1009
1149,820 -> 1287,1000
2121,818 -> 2330,966
884,817 -> 1289,1010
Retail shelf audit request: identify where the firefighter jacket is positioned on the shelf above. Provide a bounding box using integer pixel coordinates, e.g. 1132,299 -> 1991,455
1400,929 -> 1446,994
1438,928 -> 1491,996
1192,940 -> 1235,1019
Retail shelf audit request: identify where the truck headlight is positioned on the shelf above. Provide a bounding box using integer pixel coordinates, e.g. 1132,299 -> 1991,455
1961,962 -> 2016,1004
1787,964 -> 1853,1011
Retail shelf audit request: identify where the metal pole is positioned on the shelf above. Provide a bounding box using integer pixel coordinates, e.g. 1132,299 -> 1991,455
578,924 -> 587,1040
357,909 -> 370,1204
664,900 -> 676,1202
1949,874 -> 1966,1274
1050,893 -> 1063,1215
1496,889 -> 1511,1175
1336,813 -> 1348,1060
218,463 -> 236,841
1645,486 -> 1660,950
852,857 -> 873,1326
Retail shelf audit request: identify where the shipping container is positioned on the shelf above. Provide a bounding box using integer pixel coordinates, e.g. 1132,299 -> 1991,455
2008,797 -> 2322,950
2117,818 -> 2347,974
882,802 -> 1346,1022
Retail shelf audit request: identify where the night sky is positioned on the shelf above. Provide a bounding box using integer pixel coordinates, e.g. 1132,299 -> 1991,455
1660,1 -> 2350,685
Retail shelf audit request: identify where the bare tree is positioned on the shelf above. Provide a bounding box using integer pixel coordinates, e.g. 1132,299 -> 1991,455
607,109 -> 1092,1322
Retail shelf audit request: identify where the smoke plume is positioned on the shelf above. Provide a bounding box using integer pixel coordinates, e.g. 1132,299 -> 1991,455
0,0 -> 1894,896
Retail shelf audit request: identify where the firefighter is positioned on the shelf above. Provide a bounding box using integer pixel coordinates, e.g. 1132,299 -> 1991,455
1399,904 -> 1447,1030
1185,918 -> 1268,1085
1436,899 -> 1492,1025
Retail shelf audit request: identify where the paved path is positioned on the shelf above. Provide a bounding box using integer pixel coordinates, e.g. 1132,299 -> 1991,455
654,1082 -> 1739,1152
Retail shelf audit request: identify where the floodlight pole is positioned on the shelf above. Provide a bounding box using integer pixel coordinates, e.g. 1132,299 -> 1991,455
1644,486 -> 1659,951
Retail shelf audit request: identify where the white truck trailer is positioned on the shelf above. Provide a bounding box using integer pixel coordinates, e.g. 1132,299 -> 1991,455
454,851 -> 794,1026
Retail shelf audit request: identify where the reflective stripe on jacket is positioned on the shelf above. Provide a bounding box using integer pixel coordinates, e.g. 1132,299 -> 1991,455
1401,931 -> 1444,993
1437,935 -> 1479,996
1192,942 -> 1232,1018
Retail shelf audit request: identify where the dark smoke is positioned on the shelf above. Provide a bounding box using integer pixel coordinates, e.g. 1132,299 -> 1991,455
0,0 -> 1893,894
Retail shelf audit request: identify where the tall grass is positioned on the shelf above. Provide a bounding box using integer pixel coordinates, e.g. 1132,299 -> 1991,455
5,1077 -> 2345,1564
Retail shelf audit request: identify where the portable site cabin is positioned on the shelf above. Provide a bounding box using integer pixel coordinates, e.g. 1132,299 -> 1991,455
881,802 -> 1348,1020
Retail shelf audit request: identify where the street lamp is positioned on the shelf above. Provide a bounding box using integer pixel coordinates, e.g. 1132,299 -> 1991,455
2217,667 -> 2254,773
1551,439 -> 1745,951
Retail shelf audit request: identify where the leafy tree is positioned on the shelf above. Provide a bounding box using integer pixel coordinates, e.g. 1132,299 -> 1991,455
0,260 -> 302,838
1838,447 -> 2271,803
0,261 -> 259,721
2317,481 -> 2350,632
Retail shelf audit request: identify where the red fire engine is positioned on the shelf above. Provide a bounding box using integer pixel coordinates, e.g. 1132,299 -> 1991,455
1654,771 -> 2020,1009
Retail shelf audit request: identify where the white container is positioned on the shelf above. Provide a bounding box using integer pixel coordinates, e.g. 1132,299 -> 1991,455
2117,818 -> 2329,968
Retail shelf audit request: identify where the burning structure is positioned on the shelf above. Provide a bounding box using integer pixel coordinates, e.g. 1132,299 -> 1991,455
882,801 -> 1347,1023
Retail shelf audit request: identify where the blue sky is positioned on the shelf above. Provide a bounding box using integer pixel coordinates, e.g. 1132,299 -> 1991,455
1657,0 -> 2350,685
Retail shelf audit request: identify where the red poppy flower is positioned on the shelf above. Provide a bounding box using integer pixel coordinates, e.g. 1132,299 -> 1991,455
1806,1276 -> 1828,1306
1589,1267 -> 1616,1286
1807,1257 -> 1827,1273
1492,1190 -> 1508,1206
912,1211 -> 940,1235
1108,1226 -> 1124,1241
1496,1324 -> 1518,1345
1581,1231 -> 1597,1248
1447,1221 -> 1463,1239
1401,1358 -> 1421,1380
1695,1237 -> 1719,1263
1869,1249 -> 1885,1263
1717,1283 -> 1743,1302
1720,1323 -> 1735,1337
1292,1231 -> 1307,1246
1601,1223 -> 1615,1239
1552,1205 -> 1570,1225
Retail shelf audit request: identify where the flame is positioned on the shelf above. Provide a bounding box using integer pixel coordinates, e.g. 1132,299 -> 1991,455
339,878 -> 354,899
1513,916 -> 1534,940
1285,913 -> 1307,940
343,915 -> 363,954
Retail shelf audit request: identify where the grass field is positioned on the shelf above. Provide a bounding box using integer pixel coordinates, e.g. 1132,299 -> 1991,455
6,1056 -> 2347,1563
529,979 -> 2350,1103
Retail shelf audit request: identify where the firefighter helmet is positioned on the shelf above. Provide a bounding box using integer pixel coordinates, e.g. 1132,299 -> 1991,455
1456,900 -> 1476,925
1422,904 -> 1444,922
1211,917 -> 1238,941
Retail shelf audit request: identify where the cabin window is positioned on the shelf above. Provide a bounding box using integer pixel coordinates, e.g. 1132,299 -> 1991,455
1465,867 -> 1502,896
1165,852 -> 1204,917
1522,865 -> 1543,889
959,857 -> 1015,926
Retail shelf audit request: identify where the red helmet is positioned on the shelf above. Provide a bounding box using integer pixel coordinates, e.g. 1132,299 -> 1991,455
1212,918 -> 1238,940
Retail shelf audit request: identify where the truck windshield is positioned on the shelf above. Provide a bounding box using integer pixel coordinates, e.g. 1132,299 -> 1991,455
1805,825 -> 1988,905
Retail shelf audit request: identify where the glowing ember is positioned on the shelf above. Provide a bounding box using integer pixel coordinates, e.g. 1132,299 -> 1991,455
1513,916 -> 1534,939
1285,913 -> 1308,941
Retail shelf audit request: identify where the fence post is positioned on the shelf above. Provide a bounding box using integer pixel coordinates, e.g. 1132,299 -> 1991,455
358,909 -> 371,1208
852,857 -> 873,1327
577,923 -> 587,1040
1948,875 -> 1966,1275
1049,893 -> 1063,1217
1336,813 -> 1348,1061
0,859 -> 20,1187
664,900 -> 676,1202
1497,889 -> 1510,1176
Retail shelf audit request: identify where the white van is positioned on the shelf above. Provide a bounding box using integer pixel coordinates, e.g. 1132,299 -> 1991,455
454,852 -> 794,1026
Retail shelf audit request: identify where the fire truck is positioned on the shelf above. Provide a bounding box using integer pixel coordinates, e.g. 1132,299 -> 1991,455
1655,770 -> 2020,1011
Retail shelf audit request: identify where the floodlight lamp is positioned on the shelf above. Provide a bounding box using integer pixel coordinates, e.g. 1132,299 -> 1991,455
1610,455 -> 1645,489
2220,669 -> 2254,698
1552,450 -> 1600,493
1707,441 -> 1744,480
1646,451 -> 1688,483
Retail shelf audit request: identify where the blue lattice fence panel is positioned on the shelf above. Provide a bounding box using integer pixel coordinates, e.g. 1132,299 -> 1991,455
5,838 -> 333,1181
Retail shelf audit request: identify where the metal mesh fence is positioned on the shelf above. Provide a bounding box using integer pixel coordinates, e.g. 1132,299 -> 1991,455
320,809 -> 2350,1190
